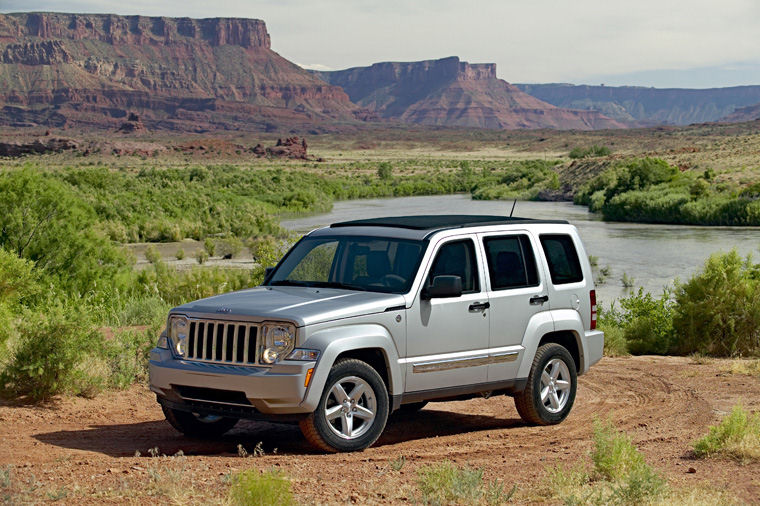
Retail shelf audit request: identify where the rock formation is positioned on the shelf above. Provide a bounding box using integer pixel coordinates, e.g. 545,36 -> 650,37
0,137 -> 78,157
0,12 -> 357,132
313,56 -> 623,130
515,83 -> 760,126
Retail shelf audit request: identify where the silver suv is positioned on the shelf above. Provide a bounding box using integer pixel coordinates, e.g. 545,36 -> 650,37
149,215 -> 604,452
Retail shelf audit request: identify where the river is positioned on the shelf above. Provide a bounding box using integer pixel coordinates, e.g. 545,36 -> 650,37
281,195 -> 760,304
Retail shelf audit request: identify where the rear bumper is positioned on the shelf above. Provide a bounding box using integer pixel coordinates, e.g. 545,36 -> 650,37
582,329 -> 604,373
148,347 -> 316,415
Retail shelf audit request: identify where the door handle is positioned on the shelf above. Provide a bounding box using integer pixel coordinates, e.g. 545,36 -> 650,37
530,295 -> 549,305
468,301 -> 490,311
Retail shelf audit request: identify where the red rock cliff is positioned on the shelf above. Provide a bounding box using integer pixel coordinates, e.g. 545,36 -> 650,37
0,12 -> 356,132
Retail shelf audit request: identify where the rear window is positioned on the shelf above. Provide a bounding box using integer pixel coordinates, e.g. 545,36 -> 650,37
540,234 -> 583,284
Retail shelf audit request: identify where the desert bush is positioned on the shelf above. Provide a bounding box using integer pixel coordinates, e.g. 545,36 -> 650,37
144,245 -> 161,264
601,288 -> 675,355
101,325 -> 157,388
693,405 -> 760,462
671,251 -> 760,356
195,249 -> 209,265
175,248 -> 185,260
416,461 -> 485,505
0,305 -> 102,401
569,145 -> 611,159
0,170 -> 130,293
203,237 -> 216,257
217,237 -> 244,258
377,161 -> 393,180
228,469 -> 293,506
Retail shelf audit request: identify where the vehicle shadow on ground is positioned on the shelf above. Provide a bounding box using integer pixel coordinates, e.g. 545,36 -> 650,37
34,409 -> 522,457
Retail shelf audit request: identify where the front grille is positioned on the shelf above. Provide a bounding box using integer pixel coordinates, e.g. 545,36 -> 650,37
186,319 -> 260,366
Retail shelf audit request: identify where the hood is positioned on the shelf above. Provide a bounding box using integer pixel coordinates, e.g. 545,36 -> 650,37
173,286 -> 406,326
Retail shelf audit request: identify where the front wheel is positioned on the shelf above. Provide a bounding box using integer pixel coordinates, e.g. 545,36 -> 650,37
300,358 -> 389,452
514,343 -> 577,425
161,405 -> 239,438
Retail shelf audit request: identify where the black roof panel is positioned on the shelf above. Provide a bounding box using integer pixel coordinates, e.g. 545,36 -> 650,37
330,215 -> 568,232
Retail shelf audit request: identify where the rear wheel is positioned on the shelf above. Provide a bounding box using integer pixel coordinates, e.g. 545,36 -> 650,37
300,358 -> 389,452
161,405 -> 239,438
514,343 -> 577,425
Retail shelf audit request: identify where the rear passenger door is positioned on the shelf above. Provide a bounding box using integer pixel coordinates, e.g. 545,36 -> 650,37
479,232 -> 548,382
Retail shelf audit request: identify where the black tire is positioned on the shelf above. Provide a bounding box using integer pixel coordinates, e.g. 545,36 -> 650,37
161,405 -> 239,438
514,343 -> 577,425
395,401 -> 428,414
300,358 -> 389,452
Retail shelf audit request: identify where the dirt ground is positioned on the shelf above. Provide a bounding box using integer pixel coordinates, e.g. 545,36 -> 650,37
1,355 -> 759,504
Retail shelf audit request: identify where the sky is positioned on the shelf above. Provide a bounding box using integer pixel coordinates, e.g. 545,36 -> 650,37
2,0 -> 759,88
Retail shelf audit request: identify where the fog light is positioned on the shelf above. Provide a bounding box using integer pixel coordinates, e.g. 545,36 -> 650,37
262,348 -> 279,364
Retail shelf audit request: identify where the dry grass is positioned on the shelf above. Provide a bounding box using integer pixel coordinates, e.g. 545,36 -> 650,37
724,359 -> 760,377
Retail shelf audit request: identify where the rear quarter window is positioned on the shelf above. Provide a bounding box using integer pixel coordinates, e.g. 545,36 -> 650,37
540,234 -> 583,284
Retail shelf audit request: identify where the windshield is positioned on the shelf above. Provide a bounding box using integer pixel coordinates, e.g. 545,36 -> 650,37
267,235 -> 426,294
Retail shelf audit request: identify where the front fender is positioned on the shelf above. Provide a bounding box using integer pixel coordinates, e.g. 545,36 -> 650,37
299,323 -> 401,412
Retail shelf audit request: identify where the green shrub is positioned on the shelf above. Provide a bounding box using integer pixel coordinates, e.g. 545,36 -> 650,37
377,162 -> 393,180
175,248 -> 185,260
144,245 -> 161,264
0,306 -> 102,401
217,237 -> 244,258
591,419 -> 666,501
671,251 -> 760,356
569,145 -> 611,159
0,170 -> 130,293
601,288 -> 674,355
203,237 -> 216,257
101,325 -> 157,389
417,461 -> 484,505
693,405 -> 760,462
228,469 -> 293,506
195,249 -> 209,265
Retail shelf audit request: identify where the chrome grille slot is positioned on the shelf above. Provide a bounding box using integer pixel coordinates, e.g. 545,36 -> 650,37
184,319 -> 260,366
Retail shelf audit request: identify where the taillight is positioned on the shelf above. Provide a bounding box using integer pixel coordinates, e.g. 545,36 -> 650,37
590,289 -> 597,330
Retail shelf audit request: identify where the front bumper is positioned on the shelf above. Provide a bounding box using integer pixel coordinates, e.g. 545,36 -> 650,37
149,347 -> 317,415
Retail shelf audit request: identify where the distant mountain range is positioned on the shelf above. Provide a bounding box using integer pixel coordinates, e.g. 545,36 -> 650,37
1,12 -> 759,133
514,83 -> 760,126
311,57 -> 624,130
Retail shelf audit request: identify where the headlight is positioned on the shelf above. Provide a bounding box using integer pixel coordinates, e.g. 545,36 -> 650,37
260,322 -> 296,364
168,315 -> 188,357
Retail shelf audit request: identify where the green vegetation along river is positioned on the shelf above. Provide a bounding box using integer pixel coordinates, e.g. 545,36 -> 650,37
281,195 -> 760,303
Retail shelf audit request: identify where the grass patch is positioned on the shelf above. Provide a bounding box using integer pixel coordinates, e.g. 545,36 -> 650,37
693,405 -> 760,462
529,419 -> 666,505
228,468 -> 293,506
416,460 -> 512,505
724,359 -> 760,377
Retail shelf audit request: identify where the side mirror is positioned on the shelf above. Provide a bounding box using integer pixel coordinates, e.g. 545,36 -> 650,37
422,275 -> 463,300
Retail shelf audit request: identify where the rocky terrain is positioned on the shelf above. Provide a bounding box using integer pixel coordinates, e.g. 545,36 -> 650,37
0,13 -> 359,132
721,102 -> 760,123
314,57 -> 624,130
1,356 -> 758,503
515,82 -> 760,126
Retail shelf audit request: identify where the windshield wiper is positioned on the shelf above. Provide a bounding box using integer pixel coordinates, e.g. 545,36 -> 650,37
306,281 -> 368,291
269,280 -> 310,287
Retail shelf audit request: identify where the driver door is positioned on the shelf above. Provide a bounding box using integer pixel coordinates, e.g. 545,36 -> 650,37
404,237 -> 490,392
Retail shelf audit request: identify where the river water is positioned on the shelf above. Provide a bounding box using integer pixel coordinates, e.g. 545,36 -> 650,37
281,195 -> 760,303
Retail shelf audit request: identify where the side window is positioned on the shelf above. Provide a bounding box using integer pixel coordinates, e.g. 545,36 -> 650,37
427,239 -> 480,293
483,235 -> 539,290
540,234 -> 583,284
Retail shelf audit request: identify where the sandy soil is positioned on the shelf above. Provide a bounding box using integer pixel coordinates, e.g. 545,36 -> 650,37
1,356 -> 759,504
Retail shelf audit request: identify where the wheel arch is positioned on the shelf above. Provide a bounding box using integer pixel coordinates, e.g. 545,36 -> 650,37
299,324 -> 401,412
538,330 -> 581,374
